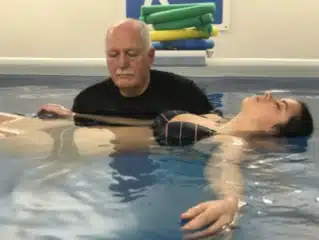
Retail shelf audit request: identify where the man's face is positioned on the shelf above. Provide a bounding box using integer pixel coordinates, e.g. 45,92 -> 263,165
106,25 -> 155,93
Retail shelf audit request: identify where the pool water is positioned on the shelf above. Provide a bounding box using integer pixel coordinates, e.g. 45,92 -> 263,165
0,75 -> 318,240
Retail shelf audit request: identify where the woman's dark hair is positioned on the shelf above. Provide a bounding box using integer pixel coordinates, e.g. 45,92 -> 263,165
275,101 -> 314,138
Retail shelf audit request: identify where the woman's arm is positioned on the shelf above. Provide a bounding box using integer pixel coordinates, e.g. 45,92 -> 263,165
206,135 -> 245,205
180,135 -> 246,239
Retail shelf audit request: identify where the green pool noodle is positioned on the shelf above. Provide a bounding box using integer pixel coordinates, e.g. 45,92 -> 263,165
141,3 -> 194,17
143,4 -> 216,24
141,3 -> 195,16
143,4 -> 215,24
197,23 -> 213,34
152,13 -> 213,31
140,3 -> 216,16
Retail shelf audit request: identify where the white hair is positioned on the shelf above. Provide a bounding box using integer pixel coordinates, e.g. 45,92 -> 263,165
138,20 -> 152,51
106,18 -> 152,52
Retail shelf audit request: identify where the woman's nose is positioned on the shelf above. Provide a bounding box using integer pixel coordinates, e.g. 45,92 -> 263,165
263,92 -> 273,100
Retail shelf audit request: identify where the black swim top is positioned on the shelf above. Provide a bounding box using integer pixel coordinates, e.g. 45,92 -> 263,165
152,110 -> 222,146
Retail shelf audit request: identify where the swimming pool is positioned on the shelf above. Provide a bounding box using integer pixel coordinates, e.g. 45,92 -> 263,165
0,69 -> 318,239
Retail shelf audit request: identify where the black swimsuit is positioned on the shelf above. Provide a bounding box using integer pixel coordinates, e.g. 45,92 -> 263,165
152,110 -> 223,146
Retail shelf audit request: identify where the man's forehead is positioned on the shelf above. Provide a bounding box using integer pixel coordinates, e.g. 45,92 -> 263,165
107,46 -> 142,52
108,24 -> 140,39
107,32 -> 142,48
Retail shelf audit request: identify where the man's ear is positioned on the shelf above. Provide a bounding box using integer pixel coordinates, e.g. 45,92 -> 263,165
148,48 -> 155,64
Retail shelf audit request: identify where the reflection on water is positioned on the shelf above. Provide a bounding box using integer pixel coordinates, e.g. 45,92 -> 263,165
0,123 -> 212,239
109,152 -> 159,203
237,135 -> 319,240
2,164 -> 139,239
0,76 -> 318,239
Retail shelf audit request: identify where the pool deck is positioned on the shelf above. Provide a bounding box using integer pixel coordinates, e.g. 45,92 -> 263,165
1,52 -> 319,78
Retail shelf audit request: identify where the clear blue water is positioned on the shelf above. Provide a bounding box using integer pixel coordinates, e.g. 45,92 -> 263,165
0,74 -> 318,240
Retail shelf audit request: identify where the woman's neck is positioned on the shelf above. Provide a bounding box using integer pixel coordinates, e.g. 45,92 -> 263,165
217,113 -> 262,135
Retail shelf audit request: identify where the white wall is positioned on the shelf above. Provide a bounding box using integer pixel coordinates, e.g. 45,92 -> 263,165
1,0 -> 319,59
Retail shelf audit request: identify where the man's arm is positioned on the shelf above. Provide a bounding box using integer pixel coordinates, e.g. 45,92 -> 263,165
71,93 -> 104,126
71,95 -> 87,126
36,92 -> 84,120
187,81 -> 215,114
174,76 -> 215,115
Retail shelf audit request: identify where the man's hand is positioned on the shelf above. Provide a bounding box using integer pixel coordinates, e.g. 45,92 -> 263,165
180,197 -> 239,239
37,104 -> 73,119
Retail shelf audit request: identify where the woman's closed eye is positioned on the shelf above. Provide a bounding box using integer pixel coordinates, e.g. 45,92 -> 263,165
275,101 -> 281,109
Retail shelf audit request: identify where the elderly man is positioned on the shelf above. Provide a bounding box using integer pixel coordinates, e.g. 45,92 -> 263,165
34,19 -> 231,239
38,18 -> 215,124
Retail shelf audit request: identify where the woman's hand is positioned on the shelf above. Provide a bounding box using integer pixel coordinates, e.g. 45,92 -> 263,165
180,197 -> 239,239
37,104 -> 73,119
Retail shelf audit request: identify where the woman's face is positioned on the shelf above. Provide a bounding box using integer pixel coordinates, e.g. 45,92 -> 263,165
241,92 -> 302,130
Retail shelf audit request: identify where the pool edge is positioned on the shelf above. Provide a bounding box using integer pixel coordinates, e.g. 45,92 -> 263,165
1,57 -> 319,78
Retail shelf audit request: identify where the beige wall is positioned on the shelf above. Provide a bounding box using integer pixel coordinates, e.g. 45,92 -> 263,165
1,0 -> 318,59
